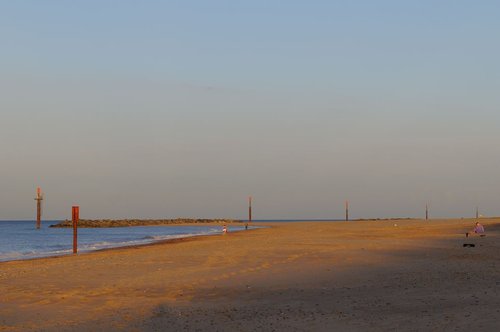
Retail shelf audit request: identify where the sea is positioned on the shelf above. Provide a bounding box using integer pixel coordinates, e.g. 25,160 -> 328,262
0,220 -> 249,262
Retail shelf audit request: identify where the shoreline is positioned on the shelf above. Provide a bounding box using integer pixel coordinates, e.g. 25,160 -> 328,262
0,217 -> 488,264
0,223 -> 261,264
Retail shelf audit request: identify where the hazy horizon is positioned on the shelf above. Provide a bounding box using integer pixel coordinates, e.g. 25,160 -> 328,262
1,1 -> 499,220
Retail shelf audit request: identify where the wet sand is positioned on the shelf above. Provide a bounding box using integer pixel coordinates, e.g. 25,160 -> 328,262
1,219 -> 499,331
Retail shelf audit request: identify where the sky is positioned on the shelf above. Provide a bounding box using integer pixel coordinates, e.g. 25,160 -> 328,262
1,0 -> 500,220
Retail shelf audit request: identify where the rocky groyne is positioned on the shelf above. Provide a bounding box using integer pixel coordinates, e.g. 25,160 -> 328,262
50,218 -> 240,228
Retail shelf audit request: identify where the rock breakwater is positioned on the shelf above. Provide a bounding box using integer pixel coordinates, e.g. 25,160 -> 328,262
50,218 -> 240,228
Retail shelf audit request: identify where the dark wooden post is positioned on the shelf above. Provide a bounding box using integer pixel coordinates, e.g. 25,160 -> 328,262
72,206 -> 79,254
34,187 -> 43,229
248,196 -> 252,223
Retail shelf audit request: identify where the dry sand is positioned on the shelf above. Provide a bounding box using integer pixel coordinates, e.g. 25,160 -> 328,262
1,219 -> 499,331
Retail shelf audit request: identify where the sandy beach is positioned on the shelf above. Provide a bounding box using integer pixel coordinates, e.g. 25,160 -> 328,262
1,219 -> 499,331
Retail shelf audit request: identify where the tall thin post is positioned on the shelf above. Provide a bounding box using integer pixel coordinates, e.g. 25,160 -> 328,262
248,196 -> 252,223
72,206 -> 79,254
345,200 -> 349,221
34,187 -> 43,229
426,204 -> 429,220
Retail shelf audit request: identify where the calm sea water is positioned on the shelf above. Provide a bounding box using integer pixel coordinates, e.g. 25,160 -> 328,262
0,220 -> 247,262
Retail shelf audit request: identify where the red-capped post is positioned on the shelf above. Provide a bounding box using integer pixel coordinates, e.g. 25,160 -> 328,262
72,206 -> 79,254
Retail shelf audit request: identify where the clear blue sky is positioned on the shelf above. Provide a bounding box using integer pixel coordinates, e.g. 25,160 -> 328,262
1,1 -> 499,220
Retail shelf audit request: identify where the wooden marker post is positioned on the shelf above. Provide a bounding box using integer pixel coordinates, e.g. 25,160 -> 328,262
72,206 -> 79,254
249,196 -> 252,223
345,200 -> 349,221
34,187 -> 43,229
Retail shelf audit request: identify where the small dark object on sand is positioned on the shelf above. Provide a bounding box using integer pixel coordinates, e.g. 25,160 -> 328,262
480,234 -> 486,237
466,232 -> 469,237
463,243 -> 475,248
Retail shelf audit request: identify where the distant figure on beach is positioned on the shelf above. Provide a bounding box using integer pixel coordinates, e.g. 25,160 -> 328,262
245,223 -> 248,230
223,224 -> 228,234
466,222 -> 485,237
